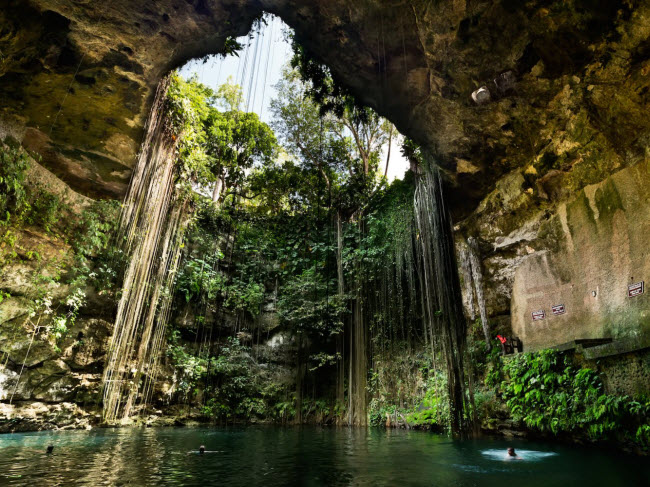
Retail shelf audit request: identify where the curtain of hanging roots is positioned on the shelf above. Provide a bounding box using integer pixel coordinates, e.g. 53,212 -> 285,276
102,77 -> 189,424
413,160 -> 473,436
347,217 -> 368,426
350,288 -> 368,426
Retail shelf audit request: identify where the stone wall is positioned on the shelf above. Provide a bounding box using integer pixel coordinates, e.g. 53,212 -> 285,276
593,348 -> 650,397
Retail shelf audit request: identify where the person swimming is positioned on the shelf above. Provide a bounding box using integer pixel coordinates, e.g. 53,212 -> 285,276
506,447 -> 522,460
46,445 -> 54,454
189,445 -> 224,454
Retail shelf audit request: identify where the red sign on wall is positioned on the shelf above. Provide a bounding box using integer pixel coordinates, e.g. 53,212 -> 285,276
551,304 -> 566,315
628,281 -> 644,298
532,310 -> 545,321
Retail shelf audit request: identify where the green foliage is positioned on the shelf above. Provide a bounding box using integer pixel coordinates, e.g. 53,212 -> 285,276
472,388 -> 502,427
0,145 -> 76,251
224,278 -> 265,316
27,191 -> 67,234
222,36 -> 243,57
46,287 -> 86,350
165,72 -> 214,185
167,329 -> 207,397
202,338 -> 257,419
400,138 -> 422,167
0,145 -> 29,224
277,268 -> 346,338
73,200 -> 121,258
484,344 -> 505,389
406,371 -> 450,430
368,399 -> 402,427
176,254 -> 225,303
367,350 -> 447,430
0,145 -> 122,339
163,61 -> 420,430
270,66 -> 391,214
204,108 -> 277,190
499,349 -> 650,447
0,144 -> 77,238
169,332 -> 298,423
290,39 -> 366,120
165,73 -> 278,197
66,199 -> 123,298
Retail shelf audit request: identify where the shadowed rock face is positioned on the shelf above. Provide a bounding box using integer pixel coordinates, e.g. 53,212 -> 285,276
2,0 -> 649,213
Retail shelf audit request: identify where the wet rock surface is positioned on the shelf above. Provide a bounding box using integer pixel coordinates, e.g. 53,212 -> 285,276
0,401 -> 100,433
0,317 -> 111,402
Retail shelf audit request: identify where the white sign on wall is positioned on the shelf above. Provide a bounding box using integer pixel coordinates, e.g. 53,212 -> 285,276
628,281 -> 644,298
532,310 -> 545,321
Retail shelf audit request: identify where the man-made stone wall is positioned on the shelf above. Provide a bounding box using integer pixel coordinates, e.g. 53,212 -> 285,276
594,348 -> 650,397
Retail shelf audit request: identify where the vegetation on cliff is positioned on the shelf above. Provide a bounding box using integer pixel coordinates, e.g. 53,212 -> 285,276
489,349 -> 650,449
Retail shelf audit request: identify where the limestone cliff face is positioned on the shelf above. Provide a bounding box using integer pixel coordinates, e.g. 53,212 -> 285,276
1,0 -> 649,350
0,150 -> 117,430
2,1 -> 647,203
511,161 -> 650,350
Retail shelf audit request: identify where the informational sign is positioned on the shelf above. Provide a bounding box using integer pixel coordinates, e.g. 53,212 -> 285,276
628,281 -> 644,298
551,304 -> 566,315
532,310 -> 545,321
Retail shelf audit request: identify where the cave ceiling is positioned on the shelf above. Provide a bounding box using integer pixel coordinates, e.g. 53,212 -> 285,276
1,0 -> 649,216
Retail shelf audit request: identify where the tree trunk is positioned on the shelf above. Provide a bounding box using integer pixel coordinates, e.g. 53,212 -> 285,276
384,125 -> 394,178
212,177 -> 224,203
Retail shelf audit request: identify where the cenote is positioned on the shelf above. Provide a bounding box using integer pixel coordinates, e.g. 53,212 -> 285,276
1,1 -> 650,485
1,426 -> 649,486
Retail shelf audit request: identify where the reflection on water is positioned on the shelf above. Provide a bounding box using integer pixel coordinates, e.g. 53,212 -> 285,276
0,426 -> 647,486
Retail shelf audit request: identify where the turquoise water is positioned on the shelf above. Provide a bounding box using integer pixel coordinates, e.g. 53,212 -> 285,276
0,426 -> 647,486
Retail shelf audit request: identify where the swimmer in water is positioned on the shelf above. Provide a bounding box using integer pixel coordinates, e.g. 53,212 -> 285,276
506,447 -> 521,459
199,445 -> 205,454
46,445 -> 54,454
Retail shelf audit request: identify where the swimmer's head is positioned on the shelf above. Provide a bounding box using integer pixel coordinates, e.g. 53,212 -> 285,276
199,445 -> 205,454
46,445 -> 54,454
507,447 -> 516,457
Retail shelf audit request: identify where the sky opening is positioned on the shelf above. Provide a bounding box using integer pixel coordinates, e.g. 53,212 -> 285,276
179,14 -> 409,182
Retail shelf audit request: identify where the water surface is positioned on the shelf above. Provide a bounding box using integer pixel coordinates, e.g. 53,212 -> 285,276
0,426 -> 647,486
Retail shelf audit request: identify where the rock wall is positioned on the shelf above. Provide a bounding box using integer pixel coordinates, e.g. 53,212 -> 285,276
0,153 -> 113,431
2,1 -> 648,210
511,161 -> 650,350
591,348 -> 650,397
458,157 -> 650,352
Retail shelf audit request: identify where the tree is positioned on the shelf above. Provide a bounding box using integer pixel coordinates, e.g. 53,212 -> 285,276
167,74 -> 278,205
270,66 -> 392,216
203,107 -> 277,204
